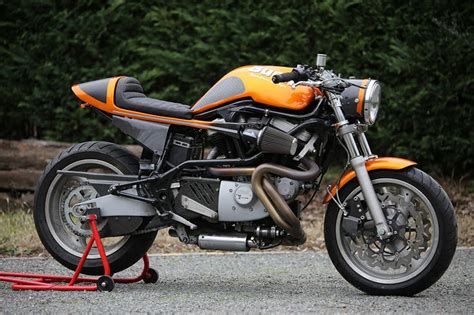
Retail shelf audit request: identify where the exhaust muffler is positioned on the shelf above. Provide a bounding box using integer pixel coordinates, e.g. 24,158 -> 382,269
197,233 -> 256,251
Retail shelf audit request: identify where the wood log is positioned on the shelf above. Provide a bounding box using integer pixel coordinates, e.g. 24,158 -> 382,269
0,139 -> 142,192
0,170 -> 42,191
0,139 -> 71,170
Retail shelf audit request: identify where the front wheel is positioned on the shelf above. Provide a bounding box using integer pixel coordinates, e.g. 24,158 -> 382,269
324,167 -> 457,296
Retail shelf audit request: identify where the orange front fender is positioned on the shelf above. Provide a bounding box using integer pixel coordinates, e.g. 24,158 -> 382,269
322,157 -> 417,204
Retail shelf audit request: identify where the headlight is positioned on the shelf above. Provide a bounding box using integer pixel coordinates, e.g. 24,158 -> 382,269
340,79 -> 381,125
363,80 -> 381,125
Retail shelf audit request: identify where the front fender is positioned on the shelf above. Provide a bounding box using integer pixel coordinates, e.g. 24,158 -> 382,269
322,157 -> 417,204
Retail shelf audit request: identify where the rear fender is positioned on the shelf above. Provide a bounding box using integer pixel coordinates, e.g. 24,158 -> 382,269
322,157 -> 417,204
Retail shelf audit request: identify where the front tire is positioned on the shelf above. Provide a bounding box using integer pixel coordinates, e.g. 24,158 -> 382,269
324,167 -> 457,295
34,141 -> 157,275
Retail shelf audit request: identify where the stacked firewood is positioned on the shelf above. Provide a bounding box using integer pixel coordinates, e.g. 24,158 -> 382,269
0,140 -> 140,210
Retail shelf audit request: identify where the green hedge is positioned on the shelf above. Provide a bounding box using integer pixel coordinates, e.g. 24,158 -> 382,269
0,0 -> 472,176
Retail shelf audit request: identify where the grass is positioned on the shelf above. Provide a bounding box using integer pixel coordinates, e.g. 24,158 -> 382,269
0,209 -> 44,256
1,175 -> 472,256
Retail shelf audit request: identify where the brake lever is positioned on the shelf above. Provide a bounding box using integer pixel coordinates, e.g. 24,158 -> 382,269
290,80 -> 322,89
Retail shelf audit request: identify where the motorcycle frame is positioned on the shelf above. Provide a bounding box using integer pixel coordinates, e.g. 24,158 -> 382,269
78,80 -> 397,240
82,97 -> 332,195
64,98 -> 336,235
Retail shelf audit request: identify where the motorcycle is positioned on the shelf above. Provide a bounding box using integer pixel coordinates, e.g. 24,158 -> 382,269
34,53 -> 457,295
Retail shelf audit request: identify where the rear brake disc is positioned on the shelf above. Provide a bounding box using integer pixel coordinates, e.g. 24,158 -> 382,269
60,184 -> 107,237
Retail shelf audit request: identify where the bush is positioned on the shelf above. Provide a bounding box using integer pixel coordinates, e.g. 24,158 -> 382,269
0,0 -> 472,176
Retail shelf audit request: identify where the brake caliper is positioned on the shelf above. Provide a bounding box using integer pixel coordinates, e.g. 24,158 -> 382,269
341,196 -> 366,238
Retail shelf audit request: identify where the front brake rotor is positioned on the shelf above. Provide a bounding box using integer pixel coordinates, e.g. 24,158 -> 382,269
349,190 -> 430,271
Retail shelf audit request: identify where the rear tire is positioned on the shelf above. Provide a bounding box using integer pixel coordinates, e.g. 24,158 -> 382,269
34,141 -> 157,275
324,167 -> 457,295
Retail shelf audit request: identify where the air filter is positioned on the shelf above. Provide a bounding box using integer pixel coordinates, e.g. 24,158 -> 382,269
257,126 -> 298,155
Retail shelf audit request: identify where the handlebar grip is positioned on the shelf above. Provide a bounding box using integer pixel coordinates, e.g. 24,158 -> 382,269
272,71 -> 301,84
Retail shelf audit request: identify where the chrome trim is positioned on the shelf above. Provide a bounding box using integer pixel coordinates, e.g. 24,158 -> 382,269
357,132 -> 373,157
363,80 -> 381,125
316,53 -> 327,68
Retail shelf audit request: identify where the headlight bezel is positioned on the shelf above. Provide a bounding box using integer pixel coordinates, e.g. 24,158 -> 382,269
363,80 -> 381,125
340,79 -> 381,125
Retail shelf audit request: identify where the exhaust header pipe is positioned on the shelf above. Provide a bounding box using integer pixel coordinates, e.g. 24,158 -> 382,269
208,155 -> 320,245
252,158 -> 320,243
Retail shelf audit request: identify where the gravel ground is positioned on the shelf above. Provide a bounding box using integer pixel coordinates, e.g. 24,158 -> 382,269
0,248 -> 472,314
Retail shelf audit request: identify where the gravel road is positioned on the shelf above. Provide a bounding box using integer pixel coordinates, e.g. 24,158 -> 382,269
0,248 -> 472,314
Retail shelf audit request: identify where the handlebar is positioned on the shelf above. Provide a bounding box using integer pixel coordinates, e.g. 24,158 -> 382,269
272,65 -> 309,84
272,64 -> 353,93
272,71 -> 302,84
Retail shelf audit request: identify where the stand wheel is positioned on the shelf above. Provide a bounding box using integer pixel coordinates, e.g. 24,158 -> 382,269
97,275 -> 115,292
143,268 -> 159,284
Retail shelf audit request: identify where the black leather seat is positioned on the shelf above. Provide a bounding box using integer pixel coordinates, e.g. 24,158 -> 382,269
115,77 -> 192,119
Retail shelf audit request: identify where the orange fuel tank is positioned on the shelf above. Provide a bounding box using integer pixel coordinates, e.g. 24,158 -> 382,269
191,66 -> 315,114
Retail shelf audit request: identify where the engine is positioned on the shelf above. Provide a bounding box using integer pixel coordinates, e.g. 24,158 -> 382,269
171,175 -> 301,218
169,174 -> 303,251
164,115 -> 320,252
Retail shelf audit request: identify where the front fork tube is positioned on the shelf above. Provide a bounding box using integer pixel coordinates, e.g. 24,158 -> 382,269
350,155 -> 391,238
330,93 -> 392,239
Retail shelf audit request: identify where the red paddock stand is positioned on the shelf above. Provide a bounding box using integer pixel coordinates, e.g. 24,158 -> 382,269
0,214 -> 158,292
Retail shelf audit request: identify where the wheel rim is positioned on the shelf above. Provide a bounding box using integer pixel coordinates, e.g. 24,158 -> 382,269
45,159 -> 130,259
335,178 -> 439,284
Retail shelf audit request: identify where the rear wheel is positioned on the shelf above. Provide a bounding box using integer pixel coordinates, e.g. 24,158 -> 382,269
34,141 -> 157,275
324,167 -> 457,295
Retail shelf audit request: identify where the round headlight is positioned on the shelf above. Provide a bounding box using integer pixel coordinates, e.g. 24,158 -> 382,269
363,80 -> 381,125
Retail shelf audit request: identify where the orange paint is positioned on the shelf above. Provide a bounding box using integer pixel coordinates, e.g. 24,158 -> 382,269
72,65 -> 318,126
191,66 -> 315,114
322,157 -> 417,204
72,84 -> 107,109
106,76 -> 123,107
356,79 -> 369,115
71,78 -> 213,128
